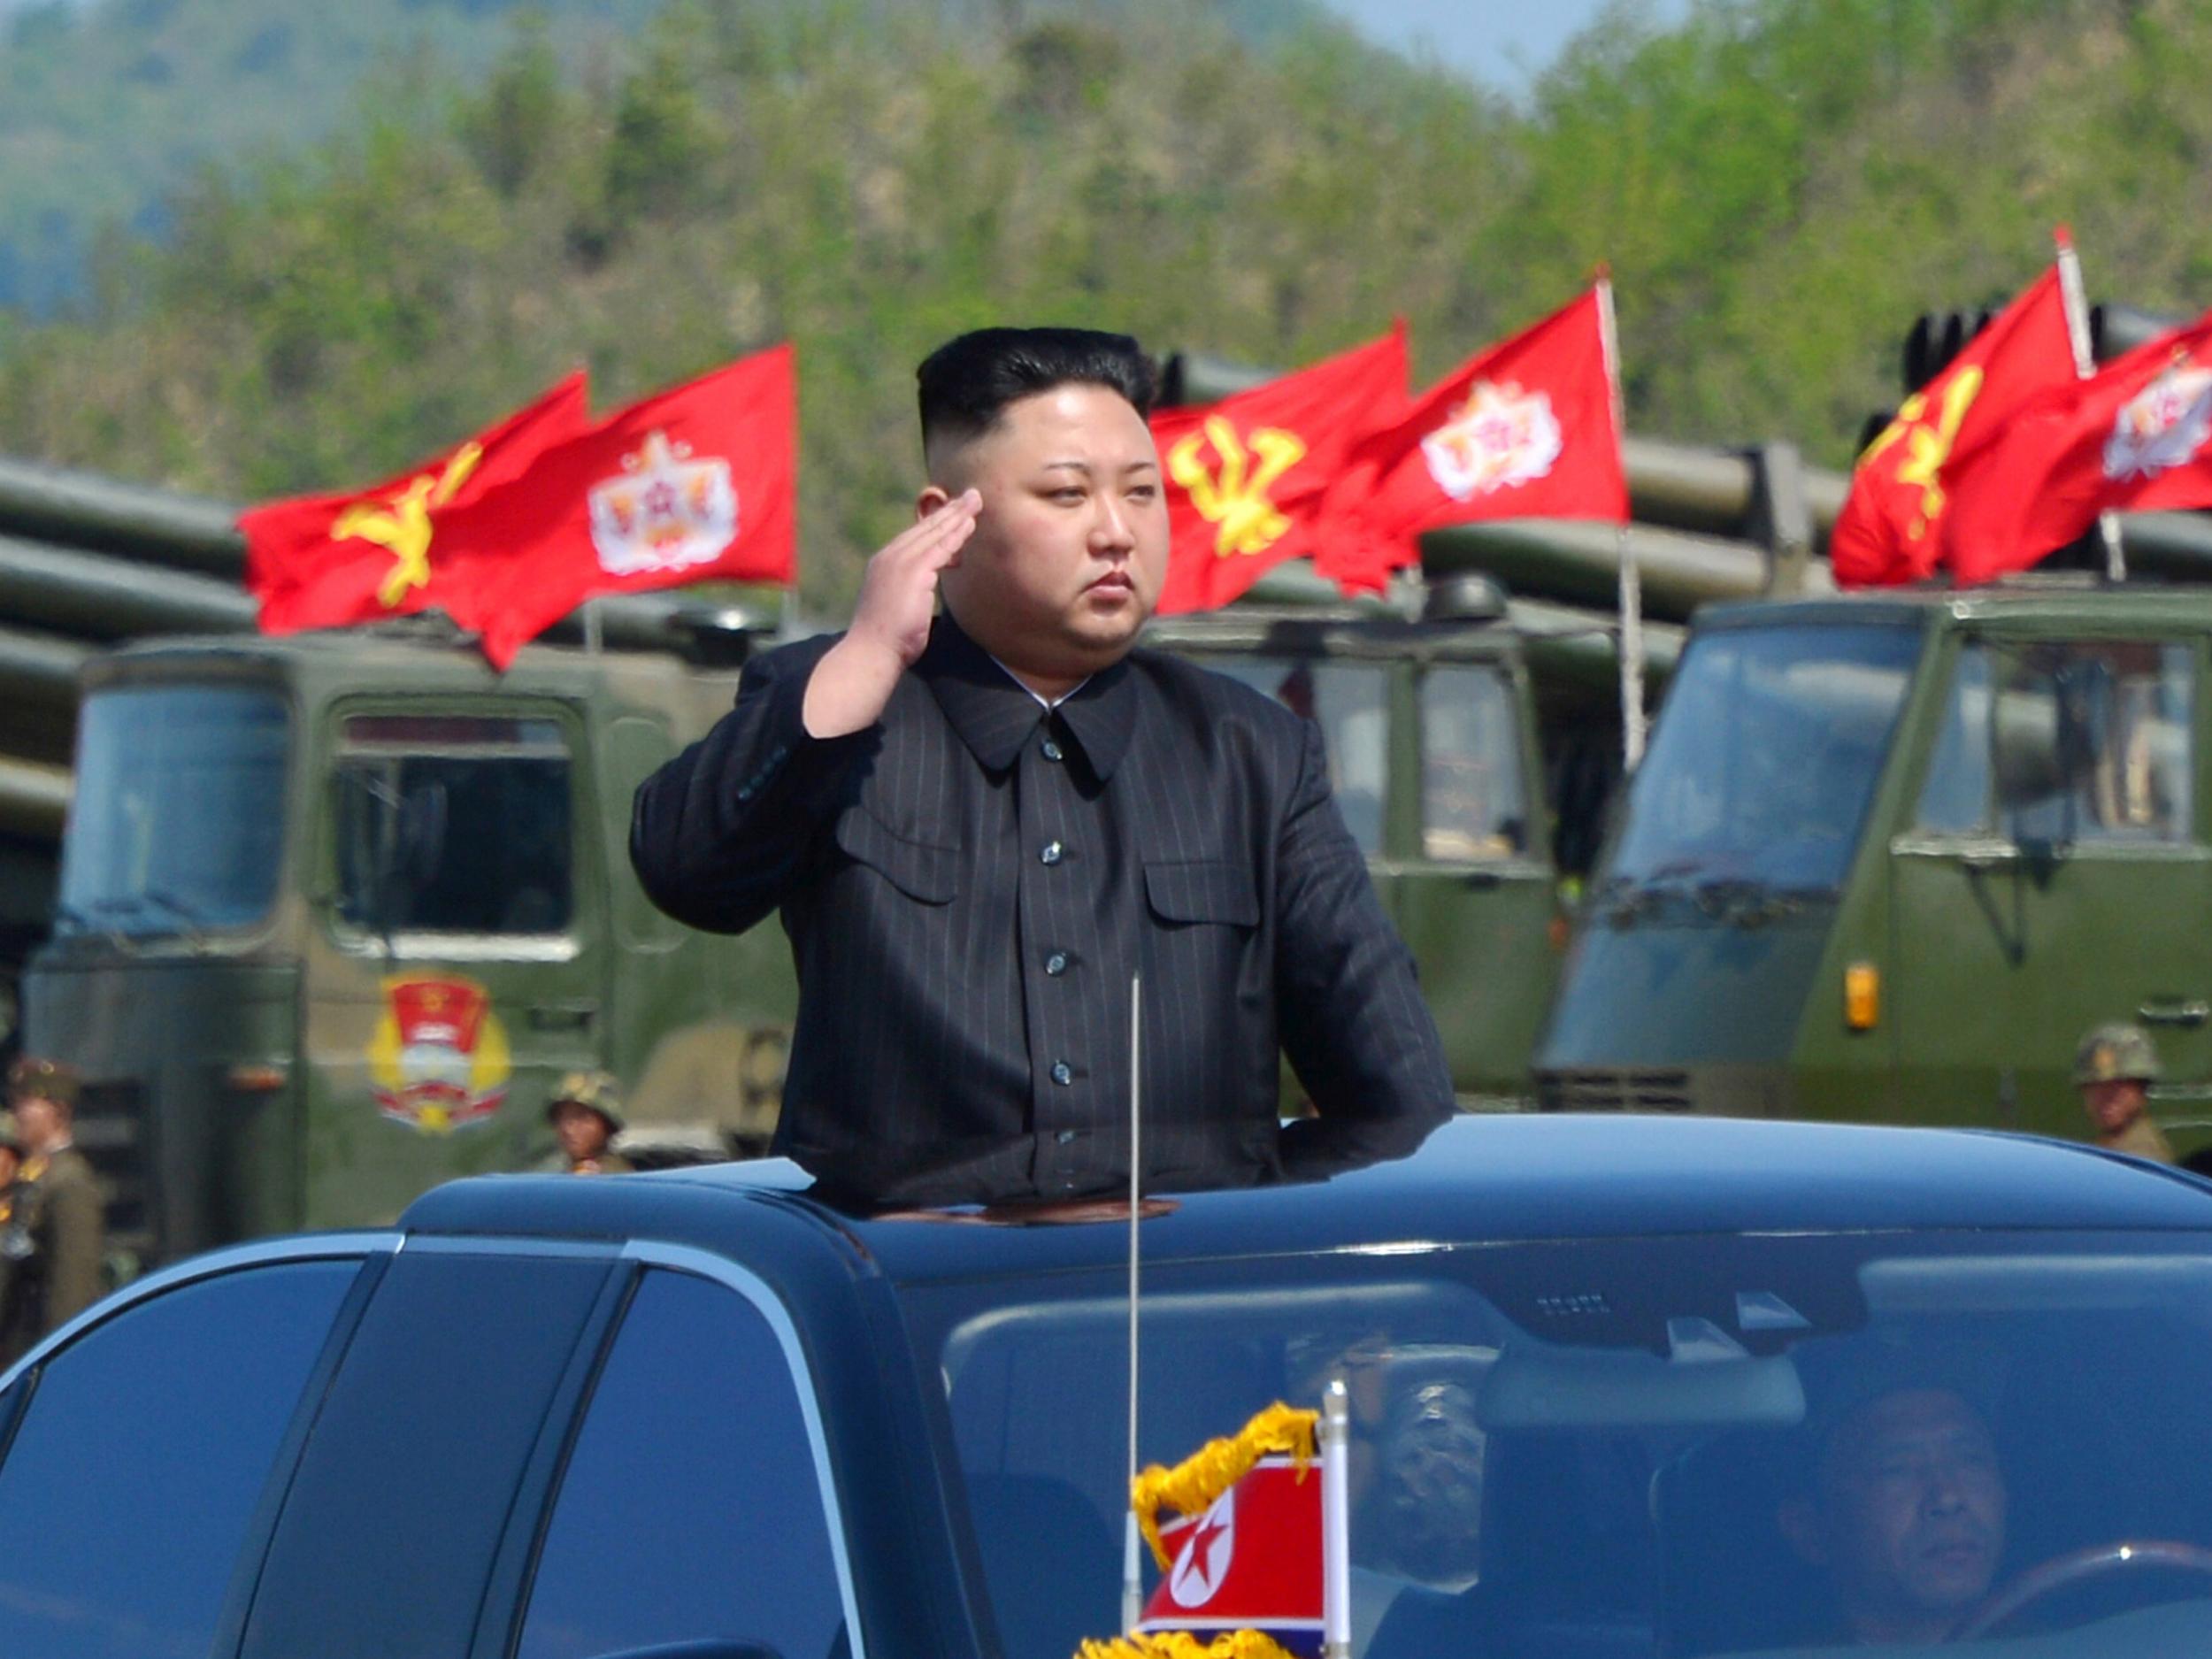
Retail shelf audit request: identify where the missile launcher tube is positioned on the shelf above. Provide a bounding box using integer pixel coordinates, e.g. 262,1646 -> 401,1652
0,756 -> 69,841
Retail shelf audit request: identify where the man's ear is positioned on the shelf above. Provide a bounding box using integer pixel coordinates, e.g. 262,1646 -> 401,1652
1778,1495 -> 1828,1566
916,483 -> 952,521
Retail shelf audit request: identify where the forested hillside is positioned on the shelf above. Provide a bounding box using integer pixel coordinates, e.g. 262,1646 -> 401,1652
2,0 -> 2208,611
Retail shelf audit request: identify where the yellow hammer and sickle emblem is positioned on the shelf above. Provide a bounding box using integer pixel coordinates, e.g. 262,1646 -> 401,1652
1856,367 -> 1984,541
1167,416 -> 1310,558
331,442 -> 486,607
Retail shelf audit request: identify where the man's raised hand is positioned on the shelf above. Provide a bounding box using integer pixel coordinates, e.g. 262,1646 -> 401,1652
803,489 -> 980,739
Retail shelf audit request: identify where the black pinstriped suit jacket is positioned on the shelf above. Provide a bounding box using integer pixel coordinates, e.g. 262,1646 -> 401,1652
630,613 -> 1452,1207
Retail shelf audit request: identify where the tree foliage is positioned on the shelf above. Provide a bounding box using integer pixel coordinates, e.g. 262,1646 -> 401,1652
3,0 -> 2209,611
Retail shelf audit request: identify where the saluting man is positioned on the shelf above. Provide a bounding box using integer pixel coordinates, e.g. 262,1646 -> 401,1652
0,1057 -> 105,1361
631,326 -> 1452,1208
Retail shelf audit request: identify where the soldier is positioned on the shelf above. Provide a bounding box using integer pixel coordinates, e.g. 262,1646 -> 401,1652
544,1071 -> 634,1176
0,1056 -> 105,1363
2072,1022 -> 2174,1164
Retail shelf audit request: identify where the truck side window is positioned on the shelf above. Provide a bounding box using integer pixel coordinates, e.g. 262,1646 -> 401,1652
1919,641 -> 2193,844
516,1269 -> 848,1659
0,1261 -> 357,1659
1202,657 -> 1390,855
332,714 -> 574,936
1421,666 -> 1528,860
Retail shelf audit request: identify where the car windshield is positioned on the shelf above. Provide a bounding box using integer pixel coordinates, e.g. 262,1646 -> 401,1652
902,1229 -> 2212,1659
57,683 -> 290,935
1604,624 -> 1922,900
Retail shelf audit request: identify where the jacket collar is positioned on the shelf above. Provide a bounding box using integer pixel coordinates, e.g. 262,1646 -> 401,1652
920,612 -> 1137,780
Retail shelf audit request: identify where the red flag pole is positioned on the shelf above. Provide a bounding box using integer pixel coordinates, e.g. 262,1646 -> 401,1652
2054,227 -> 2126,582
1595,273 -> 1645,769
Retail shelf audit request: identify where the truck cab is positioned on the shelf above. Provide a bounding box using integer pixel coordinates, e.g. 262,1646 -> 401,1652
24,626 -> 798,1265
1538,580 -> 2212,1156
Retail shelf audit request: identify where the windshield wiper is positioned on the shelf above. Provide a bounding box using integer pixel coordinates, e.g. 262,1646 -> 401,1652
1691,878 -> 1838,928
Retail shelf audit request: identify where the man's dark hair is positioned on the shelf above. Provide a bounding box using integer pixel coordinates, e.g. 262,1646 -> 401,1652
918,326 -> 1155,455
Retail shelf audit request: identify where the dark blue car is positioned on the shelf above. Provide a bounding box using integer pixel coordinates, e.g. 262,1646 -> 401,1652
4,1116 -> 2212,1659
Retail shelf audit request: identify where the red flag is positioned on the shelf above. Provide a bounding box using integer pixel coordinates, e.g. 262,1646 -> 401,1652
1149,327 -> 1406,615
1328,288 -> 1627,595
448,345 -> 798,666
1136,1455 -> 1324,1657
1946,311 -> 2212,583
241,373 -> 589,634
1832,265 -> 2075,587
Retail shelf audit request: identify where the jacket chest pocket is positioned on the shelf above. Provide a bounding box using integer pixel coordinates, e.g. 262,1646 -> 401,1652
1143,859 -> 1260,927
834,808 -> 960,904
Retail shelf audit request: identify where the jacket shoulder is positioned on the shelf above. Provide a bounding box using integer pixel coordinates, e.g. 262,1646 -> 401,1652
1128,647 -> 1308,742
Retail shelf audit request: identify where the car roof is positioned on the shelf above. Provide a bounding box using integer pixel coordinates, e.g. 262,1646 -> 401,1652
397,1115 -> 2212,1287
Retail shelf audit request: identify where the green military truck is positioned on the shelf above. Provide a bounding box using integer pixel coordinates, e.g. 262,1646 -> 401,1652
1535,578 -> 2212,1159
23,619 -> 802,1266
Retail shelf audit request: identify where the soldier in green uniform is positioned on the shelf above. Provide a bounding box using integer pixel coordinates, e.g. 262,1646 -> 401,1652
0,1057 -> 106,1363
2073,1023 -> 2175,1164
544,1071 -> 634,1176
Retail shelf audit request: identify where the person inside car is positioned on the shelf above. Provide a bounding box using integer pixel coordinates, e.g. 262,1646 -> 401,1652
1778,1386 -> 2008,1646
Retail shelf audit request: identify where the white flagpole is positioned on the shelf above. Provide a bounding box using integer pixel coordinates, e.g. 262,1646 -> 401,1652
2055,227 -> 2125,582
1596,274 -> 1645,769
1323,1379 -> 1352,1659
1122,972 -> 1145,1636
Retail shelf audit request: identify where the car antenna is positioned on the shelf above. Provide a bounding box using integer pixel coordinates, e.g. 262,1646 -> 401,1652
1122,971 -> 1145,1636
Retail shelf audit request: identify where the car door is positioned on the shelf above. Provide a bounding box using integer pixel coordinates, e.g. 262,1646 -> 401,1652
505,1256 -> 859,1659
0,1244 -> 374,1658
1889,629 -> 2212,1142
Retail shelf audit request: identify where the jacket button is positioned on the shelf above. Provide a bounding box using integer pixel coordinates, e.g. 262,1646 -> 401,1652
1056,1129 -> 1078,1145
1042,739 -> 1064,762
1041,841 -> 1064,865
1050,1061 -> 1072,1086
1045,952 -> 1068,976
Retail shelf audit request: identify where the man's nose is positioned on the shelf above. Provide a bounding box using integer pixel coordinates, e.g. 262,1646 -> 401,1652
1092,494 -> 1137,554
1921,1464 -> 1970,1515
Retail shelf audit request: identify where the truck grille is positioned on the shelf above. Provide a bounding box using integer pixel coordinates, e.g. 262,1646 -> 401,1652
1535,1068 -> 1695,1113
72,1079 -> 155,1265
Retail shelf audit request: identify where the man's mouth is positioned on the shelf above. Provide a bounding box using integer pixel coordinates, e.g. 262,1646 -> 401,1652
1087,571 -> 1134,595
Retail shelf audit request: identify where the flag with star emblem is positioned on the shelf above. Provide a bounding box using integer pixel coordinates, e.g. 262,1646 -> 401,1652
241,372 -> 590,636
456,344 -> 799,666
1324,288 -> 1626,595
1134,1455 -> 1325,1655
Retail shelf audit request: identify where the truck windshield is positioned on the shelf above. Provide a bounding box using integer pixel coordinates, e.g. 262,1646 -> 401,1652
1606,624 -> 1922,898
58,684 -> 290,935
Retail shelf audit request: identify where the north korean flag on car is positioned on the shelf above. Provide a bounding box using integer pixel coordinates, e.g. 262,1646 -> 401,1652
1150,326 -> 1407,615
1831,260 -> 2075,587
241,372 -> 590,635
1943,308 -> 2212,584
1327,286 -> 1628,595
447,344 -> 798,667
1136,1455 -> 1325,1656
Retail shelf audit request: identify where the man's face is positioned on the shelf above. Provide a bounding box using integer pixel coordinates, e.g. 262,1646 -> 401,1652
551,1102 -> 611,1162
13,1095 -> 61,1154
1797,1389 -> 2008,1641
931,384 -> 1169,683
2083,1078 -> 2149,1136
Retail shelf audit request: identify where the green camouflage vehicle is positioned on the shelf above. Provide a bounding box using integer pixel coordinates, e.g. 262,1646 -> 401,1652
1536,579 -> 2212,1160
22,623 -> 800,1266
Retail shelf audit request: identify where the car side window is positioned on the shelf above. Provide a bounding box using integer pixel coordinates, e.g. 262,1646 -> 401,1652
516,1269 -> 848,1659
0,1261 -> 358,1659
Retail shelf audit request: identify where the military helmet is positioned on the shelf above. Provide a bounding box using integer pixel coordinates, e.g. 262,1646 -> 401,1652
2073,1022 -> 2161,1087
546,1069 -> 626,1133
4,1056 -> 80,1112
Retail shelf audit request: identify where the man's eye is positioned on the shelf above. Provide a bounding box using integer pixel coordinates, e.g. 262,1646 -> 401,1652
1127,484 -> 1158,503
1049,488 -> 1086,503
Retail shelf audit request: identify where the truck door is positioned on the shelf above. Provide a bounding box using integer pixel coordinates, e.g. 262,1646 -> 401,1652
1889,633 -> 2212,1142
303,706 -> 603,1225
1385,660 -> 1558,1108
